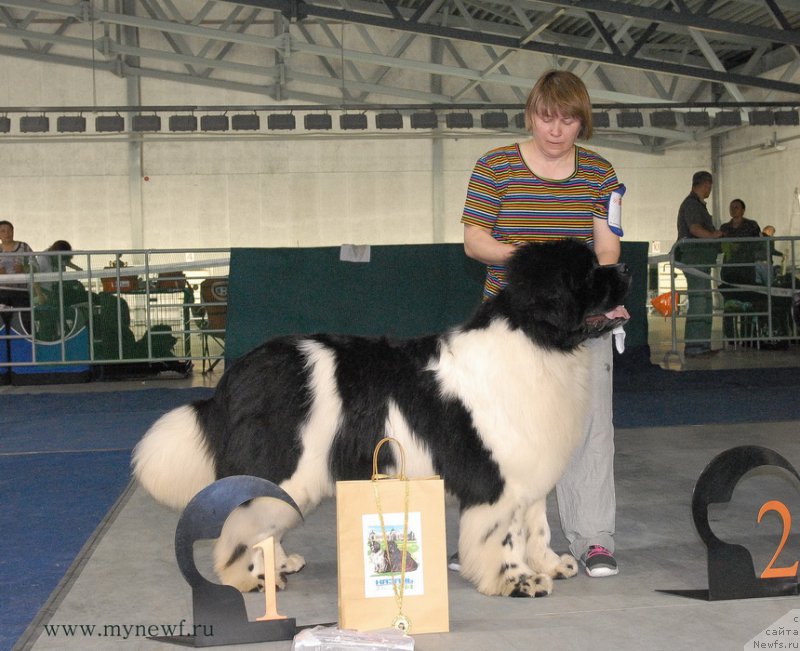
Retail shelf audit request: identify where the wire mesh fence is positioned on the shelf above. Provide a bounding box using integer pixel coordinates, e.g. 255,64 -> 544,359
0,248 -> 229,383
649,235 -> 799,366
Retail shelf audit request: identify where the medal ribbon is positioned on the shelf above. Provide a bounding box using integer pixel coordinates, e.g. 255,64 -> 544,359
371,437 -> 411,634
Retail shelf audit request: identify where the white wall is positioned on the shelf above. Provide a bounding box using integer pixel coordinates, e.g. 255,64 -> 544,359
2,53 -> 798,256
141,137 -> 439,248
717,125 -> 800,241
0,139 -> 131,250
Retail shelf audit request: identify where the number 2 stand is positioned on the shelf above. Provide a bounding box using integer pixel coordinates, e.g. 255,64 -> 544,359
151,475 -> 303,647
660,445 -> 800,601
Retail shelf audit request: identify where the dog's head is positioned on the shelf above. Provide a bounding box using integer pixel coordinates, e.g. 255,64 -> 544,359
500,239 -> 631,351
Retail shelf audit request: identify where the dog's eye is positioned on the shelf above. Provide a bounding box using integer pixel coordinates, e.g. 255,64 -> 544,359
248,563 -> 254,572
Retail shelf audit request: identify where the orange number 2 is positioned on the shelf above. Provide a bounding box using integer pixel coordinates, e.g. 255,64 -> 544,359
758,500 -> 799,579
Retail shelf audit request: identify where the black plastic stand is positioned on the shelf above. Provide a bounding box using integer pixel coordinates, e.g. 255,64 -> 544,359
659,445 -> 799,601
152,475 -> 303,647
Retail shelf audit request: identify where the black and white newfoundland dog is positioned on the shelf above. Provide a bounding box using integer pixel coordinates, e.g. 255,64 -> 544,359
132,239 -> 631,598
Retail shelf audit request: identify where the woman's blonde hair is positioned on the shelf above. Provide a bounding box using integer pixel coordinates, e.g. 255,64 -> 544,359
524,70 -> 593,140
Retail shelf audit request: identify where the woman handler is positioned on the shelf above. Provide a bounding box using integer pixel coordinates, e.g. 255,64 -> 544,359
461,70 -> 628,578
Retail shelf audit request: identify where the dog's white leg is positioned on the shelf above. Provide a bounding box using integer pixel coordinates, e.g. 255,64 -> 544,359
273,540 -> 306,585
524,499 -> 577,580
214,497 -> 307,592
458,496 -> 551,597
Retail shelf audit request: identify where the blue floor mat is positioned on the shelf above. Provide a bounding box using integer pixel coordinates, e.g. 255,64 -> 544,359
0,388 -> 215,455
0,388 -> 213,651
613,364 -> 800,428
0,451 -> 131,651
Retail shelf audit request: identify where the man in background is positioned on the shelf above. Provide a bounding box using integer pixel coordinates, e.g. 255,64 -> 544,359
675,171 -> 723,358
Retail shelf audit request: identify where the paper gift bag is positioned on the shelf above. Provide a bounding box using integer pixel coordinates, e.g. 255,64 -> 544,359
336,438 -> 449,635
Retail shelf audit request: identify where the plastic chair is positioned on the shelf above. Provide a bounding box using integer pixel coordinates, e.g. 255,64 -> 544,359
723,299 -> 758,349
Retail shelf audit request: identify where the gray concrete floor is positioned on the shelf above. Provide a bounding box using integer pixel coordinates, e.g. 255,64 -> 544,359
648,311 -> 800,371
19,419 -> 800,651
12,315 -> 800,651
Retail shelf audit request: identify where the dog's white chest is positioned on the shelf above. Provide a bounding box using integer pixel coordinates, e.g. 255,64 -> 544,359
432,320 -> 591,495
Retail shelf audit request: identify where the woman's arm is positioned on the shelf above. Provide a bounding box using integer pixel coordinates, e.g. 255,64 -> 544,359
463,224 -> 516,266
592,217 -> 621,265
592,218 -> 630,319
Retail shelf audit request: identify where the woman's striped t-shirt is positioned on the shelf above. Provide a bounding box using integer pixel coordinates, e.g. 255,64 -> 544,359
461,143 -> 621,297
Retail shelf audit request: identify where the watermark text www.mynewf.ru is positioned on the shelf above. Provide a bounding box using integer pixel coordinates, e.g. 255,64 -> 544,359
42,620 -> 212,640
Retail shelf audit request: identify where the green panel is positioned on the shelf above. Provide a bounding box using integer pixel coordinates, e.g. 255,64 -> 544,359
227,244 -> 486,361
619,241 -> 649,348
227,242 -> 649,361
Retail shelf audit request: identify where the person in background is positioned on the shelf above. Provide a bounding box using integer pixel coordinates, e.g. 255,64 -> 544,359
756,225 -> 784,285
461,69 -> 628,578
720,198 -> 761,286
675,171 -> 723,358
34,240 -> 82,305
0,220 -> 34,329
717,199 -> 761,343
34,240 -> 88,341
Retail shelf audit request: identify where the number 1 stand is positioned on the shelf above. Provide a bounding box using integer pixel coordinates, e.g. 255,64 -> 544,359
152,475 -> 303,647
659,445 -> 800,601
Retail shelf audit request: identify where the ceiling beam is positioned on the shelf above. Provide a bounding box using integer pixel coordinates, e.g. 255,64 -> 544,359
230,0 -> 800,95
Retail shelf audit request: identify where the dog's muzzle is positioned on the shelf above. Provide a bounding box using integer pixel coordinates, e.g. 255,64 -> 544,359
583,314 -> 629,337
583,263 -> 632,337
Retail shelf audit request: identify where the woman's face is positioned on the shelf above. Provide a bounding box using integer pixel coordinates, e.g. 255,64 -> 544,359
530,110 -> 582,159
0,223 -> 13,243
729,201 -> 745,220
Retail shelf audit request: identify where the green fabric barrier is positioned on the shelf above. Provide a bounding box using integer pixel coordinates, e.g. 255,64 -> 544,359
227,242 -> 648,362
618,241 -> 649,350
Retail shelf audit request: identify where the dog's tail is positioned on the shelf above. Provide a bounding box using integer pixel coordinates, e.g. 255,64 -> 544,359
131,404 -> 216,510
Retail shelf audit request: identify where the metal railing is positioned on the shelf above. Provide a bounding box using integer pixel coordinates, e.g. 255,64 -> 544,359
651,235 -> 799,365
0,248 -> 230,381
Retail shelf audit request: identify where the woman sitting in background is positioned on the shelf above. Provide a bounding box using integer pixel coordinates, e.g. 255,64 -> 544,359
34,240 -> 86,341
755,225 -> 784,285
720,198 -> 761,286
34,240 -> 82,305
0,220 -> 34,330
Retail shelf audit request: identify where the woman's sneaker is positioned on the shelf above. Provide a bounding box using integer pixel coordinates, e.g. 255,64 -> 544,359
447,552 -> 461,572
581,545 -> 618,577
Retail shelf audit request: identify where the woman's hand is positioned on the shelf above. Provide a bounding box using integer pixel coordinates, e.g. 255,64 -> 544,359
604,305 -> 630,320
463,224 -> 516,266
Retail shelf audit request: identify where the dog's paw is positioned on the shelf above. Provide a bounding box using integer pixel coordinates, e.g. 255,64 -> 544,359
255,569 -> 291,592
279,553 -> 306,575
254,572 -> 279,593
272,553 -> 306,590
552,553 -> 578,580
502,572 -> 553,598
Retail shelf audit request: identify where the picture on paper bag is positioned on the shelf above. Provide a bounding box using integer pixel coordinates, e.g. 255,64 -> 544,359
362,512 -> 424,598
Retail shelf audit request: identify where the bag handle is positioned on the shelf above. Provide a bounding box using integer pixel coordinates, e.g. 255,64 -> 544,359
372,437 -> 407,481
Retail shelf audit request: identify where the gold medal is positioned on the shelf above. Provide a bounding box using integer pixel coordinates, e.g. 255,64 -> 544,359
372,440 -> 412,638
392,614 -> 410,633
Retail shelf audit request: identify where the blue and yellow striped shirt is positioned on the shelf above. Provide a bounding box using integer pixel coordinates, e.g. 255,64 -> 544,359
461,143 -> 621,297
